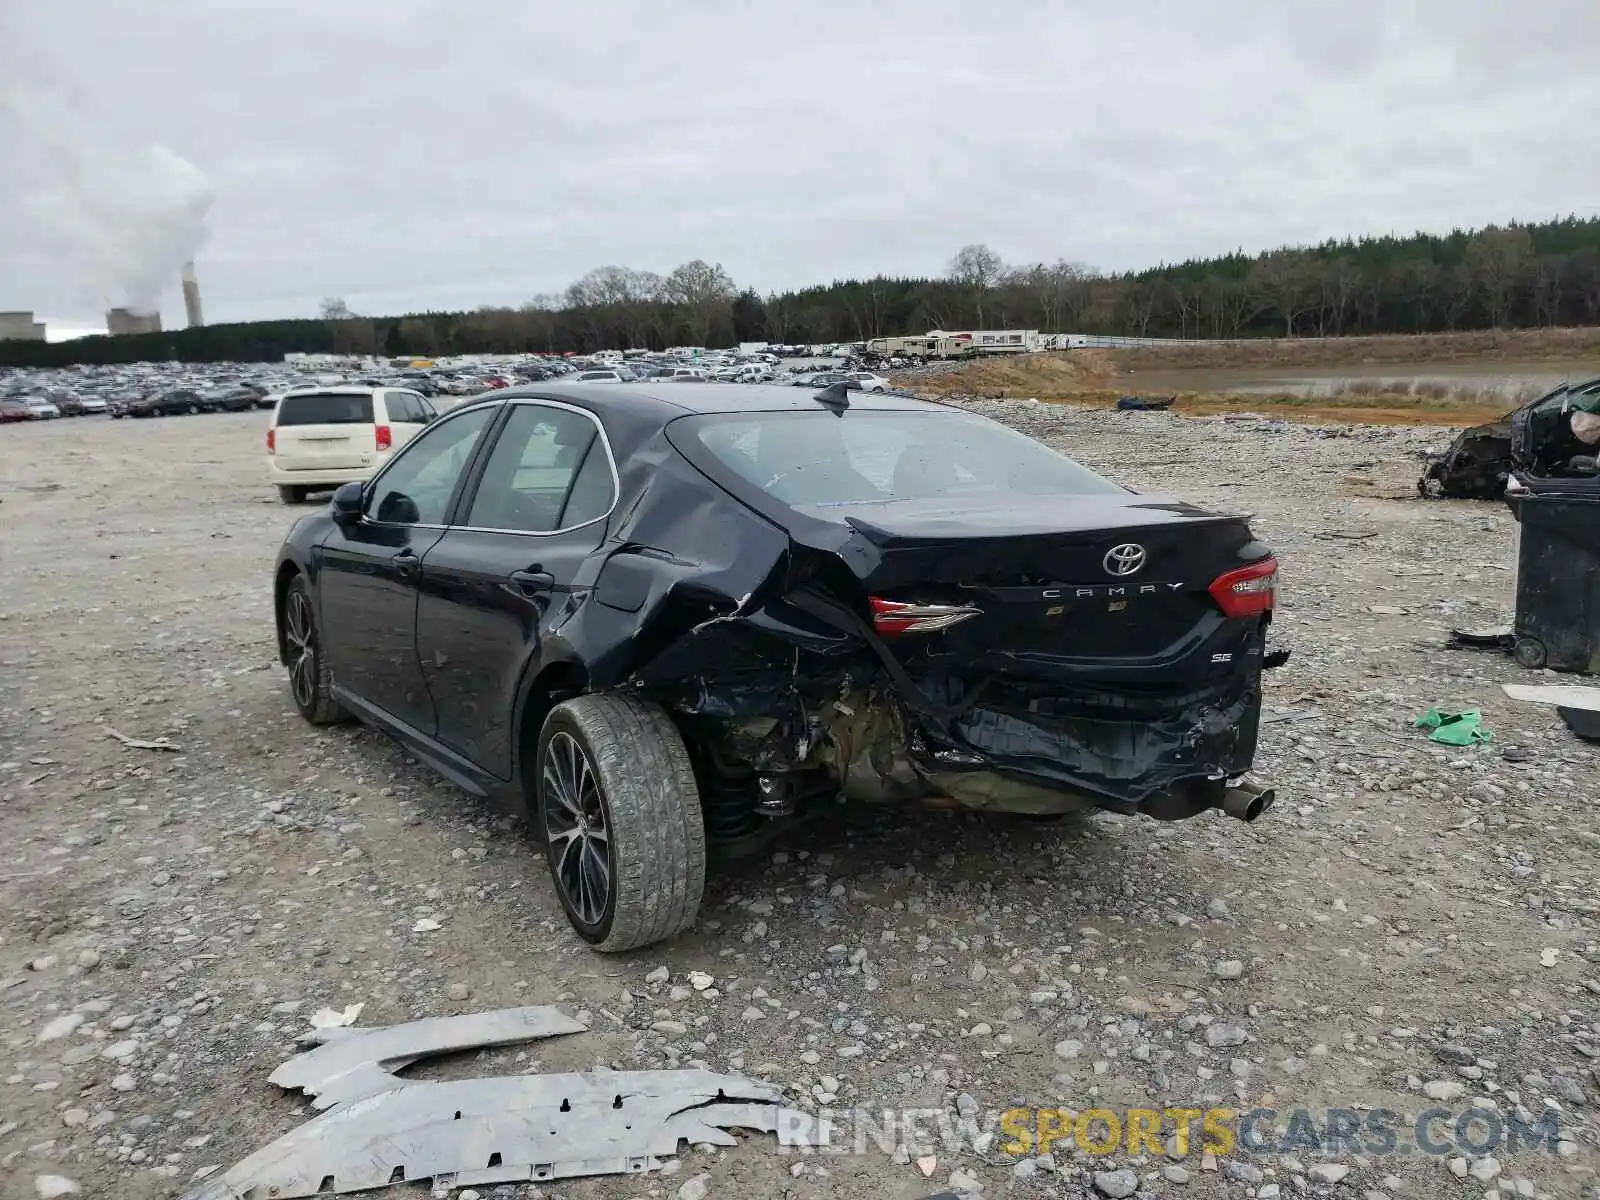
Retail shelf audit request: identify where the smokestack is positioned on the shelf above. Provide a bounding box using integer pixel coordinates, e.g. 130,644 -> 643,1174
181,260 -> 204,328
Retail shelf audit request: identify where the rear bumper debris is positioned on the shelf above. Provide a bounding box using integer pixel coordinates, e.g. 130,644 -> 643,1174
182,1006 -> 820,1199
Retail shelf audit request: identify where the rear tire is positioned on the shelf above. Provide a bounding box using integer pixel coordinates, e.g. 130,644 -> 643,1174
281,575 -> 346,725
536,694 -> 705,952
277,485 -> 306,504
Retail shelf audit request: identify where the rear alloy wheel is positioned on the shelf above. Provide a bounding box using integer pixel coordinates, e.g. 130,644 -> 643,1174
536,694 -> 705,952
282,576 -> 346,724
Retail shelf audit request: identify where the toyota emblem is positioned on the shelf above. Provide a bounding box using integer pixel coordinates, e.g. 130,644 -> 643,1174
1103,543 -> 1147,576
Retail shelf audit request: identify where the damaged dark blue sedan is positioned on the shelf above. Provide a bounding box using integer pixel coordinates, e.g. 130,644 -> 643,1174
273,382 -> 1283,950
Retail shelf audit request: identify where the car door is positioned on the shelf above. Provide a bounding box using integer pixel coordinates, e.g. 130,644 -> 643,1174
315,405 -> 497,734
415,400 -> 617,779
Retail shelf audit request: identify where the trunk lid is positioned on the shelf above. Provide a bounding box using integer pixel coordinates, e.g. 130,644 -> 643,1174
792,494 -> 1264,664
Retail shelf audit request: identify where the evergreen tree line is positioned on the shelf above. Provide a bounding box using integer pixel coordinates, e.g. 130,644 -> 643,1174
5,216 -> 1599,368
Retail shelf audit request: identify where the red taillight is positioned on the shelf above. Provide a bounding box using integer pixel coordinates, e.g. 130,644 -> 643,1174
266,428 -> 275,454
870,596 -> 982,637
1208,558 -> 1277,618
375,424 -> 392,451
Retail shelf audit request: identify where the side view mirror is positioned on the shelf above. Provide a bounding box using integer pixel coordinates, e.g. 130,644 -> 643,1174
330,481 -> 365,523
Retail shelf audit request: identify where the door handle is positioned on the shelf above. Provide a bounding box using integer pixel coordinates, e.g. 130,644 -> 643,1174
510,569 -> 555,596
393,551 -> 420,579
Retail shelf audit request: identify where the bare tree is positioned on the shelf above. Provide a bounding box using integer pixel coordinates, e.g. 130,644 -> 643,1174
1529,255 -> 1564,327
1574,250 -> 1600,324
1163,279 -> 1202,339
1052,261 -> 1095,330
320,297 -> 355,320
1006,264 -> 1052,331
1439,264 -> 1474,330
765,291 -> 796,342
1250,251 -> 1315,337
947,244 -> 1005,327
662,260 -> 737,345
1390,259 -> 1438,332
862,276 -> 894,338
1465,227 -> 1535,328
1115,278 -> 1160,337
1317,257 -> 1361,336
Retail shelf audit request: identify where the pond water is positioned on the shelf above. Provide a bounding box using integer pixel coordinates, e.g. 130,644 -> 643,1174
1118,359 -> 1600,401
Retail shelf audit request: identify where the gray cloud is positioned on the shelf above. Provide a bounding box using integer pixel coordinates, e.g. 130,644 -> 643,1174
1,0 -> 1596,330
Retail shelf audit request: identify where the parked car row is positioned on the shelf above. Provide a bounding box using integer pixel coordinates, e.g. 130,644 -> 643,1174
0,346 -> 879,434
2,362 -> 298,426
0,394 -> 116,419
108,384 -> 274,418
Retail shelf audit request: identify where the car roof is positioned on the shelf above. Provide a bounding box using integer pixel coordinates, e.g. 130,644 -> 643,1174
472,382 -> 946,420
277,385 -> 387,397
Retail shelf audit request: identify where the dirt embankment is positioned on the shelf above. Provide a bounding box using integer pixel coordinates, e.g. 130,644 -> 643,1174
891,327 -> 1600,427
1103,326 -> 1600,370
893,354 -> 1512,427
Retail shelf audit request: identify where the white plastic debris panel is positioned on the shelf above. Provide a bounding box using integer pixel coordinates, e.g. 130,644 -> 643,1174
271,1006 -> 589,1109
181,1007 -> 818,1198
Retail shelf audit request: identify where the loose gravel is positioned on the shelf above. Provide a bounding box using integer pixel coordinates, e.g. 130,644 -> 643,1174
2,404 -> 1597,1200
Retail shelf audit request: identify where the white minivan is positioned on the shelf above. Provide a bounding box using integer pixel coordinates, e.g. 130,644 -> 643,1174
266,386 -> 437,503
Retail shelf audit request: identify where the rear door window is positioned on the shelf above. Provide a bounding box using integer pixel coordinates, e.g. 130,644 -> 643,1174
385,391 -> 426,423
465,404 -> 615,532
276,393 -> 374,426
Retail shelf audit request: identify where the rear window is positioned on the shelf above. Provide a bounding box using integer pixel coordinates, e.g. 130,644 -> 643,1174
671,409 -> 1122,508
275,393 -> 374,426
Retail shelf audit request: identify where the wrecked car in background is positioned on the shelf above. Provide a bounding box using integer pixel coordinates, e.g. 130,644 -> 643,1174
1419,410 -> 1516,499
1419,376 -> 1600,498
273,382 -> 1284,951
1509,375 -> 1600,478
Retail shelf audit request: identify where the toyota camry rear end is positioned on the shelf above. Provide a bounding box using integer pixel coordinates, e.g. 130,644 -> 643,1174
600,392 -> 1285,832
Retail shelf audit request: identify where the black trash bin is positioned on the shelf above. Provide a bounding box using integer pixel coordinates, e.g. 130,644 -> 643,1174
1507,473 -> 1600,673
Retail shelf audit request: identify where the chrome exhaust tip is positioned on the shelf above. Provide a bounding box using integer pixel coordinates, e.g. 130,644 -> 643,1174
1221,780 -> 1275,822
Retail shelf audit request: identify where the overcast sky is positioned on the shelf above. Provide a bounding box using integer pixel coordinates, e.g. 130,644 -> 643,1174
1,0 -> 1596,335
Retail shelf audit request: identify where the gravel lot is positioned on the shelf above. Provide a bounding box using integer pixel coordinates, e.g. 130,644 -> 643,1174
2,404 -> 1597,1200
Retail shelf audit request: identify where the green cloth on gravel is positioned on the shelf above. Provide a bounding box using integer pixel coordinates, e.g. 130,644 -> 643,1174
1414,708 -> 1493,745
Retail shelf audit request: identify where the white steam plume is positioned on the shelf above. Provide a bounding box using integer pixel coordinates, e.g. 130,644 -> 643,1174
1,88 -> 214,317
